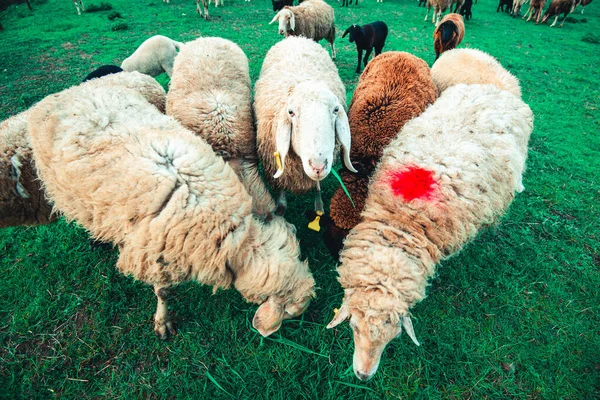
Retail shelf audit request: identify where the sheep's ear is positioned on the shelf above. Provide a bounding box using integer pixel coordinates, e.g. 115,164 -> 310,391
253,298 -> 285,337
401,316 -> 420,346
335,107 -> 357,173
269,11 -> 280,24
326,303 -> 350,329
289,12 -> 295,31
342,27 -> 351,38
273,107 -> 292,179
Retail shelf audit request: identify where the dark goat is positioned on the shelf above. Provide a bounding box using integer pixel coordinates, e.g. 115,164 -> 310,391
82,65 -> 123,82
342,21 -> 388,73
460,0 -> 473,19
342,0 -> 358,6
497,0 -> 513,12
272,0 -> 293,12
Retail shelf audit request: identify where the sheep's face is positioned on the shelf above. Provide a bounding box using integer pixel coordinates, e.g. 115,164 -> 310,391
270,9 -> 294,36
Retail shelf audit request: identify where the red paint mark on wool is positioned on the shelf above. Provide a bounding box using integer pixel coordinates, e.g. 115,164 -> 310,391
388,166 -> 436,201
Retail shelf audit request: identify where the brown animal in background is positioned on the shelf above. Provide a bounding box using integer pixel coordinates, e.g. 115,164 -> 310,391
433,13 -> 465,60
425,0 -> 452,24
573,0 -> 593,13
523,0 -> 547,22
541,0 -> 576,26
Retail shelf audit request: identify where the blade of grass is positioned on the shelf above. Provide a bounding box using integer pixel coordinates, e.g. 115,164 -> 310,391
266,336 -> 328,358
335,380 -> 376,393
205,370 -> 233,397
330,168 -> 355,208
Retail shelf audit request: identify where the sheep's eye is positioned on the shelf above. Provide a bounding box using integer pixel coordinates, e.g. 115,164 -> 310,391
288,109 -> 295,117
333,106 -> 340,113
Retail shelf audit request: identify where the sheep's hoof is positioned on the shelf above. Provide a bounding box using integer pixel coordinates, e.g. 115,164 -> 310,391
154,319 -> 176,340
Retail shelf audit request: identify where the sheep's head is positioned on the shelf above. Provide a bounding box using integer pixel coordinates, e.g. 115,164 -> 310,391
273,82 -> 356,182
342,25 -> 364,43
269,9 -> 295,36
327,290 -> 420,381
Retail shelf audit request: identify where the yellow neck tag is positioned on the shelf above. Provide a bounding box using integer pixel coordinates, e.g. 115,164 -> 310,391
308,210 -> 324,232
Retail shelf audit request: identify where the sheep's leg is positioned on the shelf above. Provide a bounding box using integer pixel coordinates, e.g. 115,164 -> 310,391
203,0 -> 210,19
525,6 -> 532,20
276,191 -> 287,216
424,6 -> 430,21
330,40 -> 336,60
356,49 -> 363,73
549,15 -> 558,26
559,13 -> 568,27
80,0 -> 85,11
363,48 -> 373,67
535,8 -> 542,23
154,285 -> 175,340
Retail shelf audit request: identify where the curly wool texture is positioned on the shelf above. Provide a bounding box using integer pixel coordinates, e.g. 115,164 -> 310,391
278,0 -> 336,44
121,35 -> 184,78
337,84 -> 533,318
166,37 -> 274,216
255,37 -> 346,194
433,13 -> 465,59
28,84 -> 314,305
0,71 -> 165,228
431,48 -> 522,98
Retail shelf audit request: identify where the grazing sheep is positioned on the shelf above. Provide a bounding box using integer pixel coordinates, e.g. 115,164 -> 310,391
431,48 -> 522,98
328,83 -> 533,381
121,35 -> 184,78
523,0 -> 546,22
342,21 -> 389,74
28,84 -> 315,340
167,37 -> 275,217
342,0 -> 358,5
425,0 -> 452,25
196,0 -> 210,18
541,0 -> 576,26
255,37 -> 355,216
460,0 -> 473,19
0,71 -> 166,229
269,0 -> 337,59
497,0 -> 514,12
82,65 -> 123,82
573,0 -> 593,13
272,0 -> 293,11
325,52 -> 438,259
511,0 -> 526,15
72,0 -> 84,14
433,13 -> 465,60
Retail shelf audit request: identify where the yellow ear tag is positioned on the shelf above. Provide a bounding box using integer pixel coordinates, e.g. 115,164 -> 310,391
333,308 -> 340,316
308,210 -> 323,232
274,151 -> 283,173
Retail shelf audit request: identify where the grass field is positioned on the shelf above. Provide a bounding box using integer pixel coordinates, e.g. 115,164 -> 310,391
1,0 -> 599,398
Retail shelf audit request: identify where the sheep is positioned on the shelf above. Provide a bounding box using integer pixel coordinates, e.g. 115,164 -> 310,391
255,37 -> 356,218
452,0 -> 465,12
573,0 -> 593,13
424,0 -> 452,25
497,0 -> 513,12
0,71 -> 166,229
342,0 -> 358,5
72,0 -> 84,14
82,65 -> 123,82
433,13 -> 465,60
273,0 -> 294,11
511,0 -> 526,15
269,0 -> 337,59
541,0 -> 576,26
121,35 -> 184,78
431,48 -> 522,98
324,52 -> 438,259
27,83 -> 316,340
523,0 -> 547,22
460,0 -> 473,19
166,37 -> 275,218
327,83 -> 533,381
342,21 -> 389,74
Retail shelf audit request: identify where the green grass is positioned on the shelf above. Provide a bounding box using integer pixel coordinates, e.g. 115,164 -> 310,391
1,0 -> 599,398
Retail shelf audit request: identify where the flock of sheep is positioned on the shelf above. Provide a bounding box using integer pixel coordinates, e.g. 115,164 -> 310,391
1,0 -> 541,383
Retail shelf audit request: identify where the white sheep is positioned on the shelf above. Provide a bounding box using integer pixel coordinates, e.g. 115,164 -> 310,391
121,35 -> 184,78
431,48 -> 522,98
269,0 -> 337,59
0,71 -> 166,229
167,37 -> 275,218
254,36 -> 356,216
327,84 -> 533,381
28,82 -> 315,340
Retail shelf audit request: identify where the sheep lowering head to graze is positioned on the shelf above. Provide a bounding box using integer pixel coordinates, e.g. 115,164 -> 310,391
167,37 -> 275,218
433,13 -> 465,60
121,35 -> 184,78
541,0 -> 577,27
269,0 -> 337,59
342,21 -> 388,73
328,83 -> 533,381
27,83 -> 315,340
431,48 -> 522,97
255,37 -> 356,217
82,65 -> 123,82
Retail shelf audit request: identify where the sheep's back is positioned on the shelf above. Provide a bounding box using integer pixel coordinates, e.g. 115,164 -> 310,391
289,0 -> 335,41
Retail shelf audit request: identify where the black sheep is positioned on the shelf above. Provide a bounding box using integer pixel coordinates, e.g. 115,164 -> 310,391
342,21 -> 388,74
460,0 -> 473,19
272,0 -> 293,12
497,0 -> 513,12
82,65 -> 123,82
341,0 -> 358,6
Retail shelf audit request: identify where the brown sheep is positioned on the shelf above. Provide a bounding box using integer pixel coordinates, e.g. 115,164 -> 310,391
541,0 -> 576,26
523,0 -> 547,23
434,13 -> 465,60
323,52 -> 438,259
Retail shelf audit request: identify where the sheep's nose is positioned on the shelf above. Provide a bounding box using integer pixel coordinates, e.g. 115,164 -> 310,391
356,371 -> 373,381
308,159 -> 327,176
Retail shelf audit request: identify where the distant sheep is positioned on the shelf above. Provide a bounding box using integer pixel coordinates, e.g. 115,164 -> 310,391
452,0 -> 465,12
497,0 -> 514,12
72,0 -> 84,14
167,37 -> 275,217
342,21 -> 388,73
82,65 -> 123,82
28,83 -> 315,340
272,0 -> 293,10
511,0 -> 526,16
255,37 -> 355,215
573,0 -> 593,13
269,0 -> 337,59
425,0 -> 452,25
523,0 -> 547,22
541,0 -> 576,26
328,83 -> 533,381
460,0 -> 473,19
433,13 -> 465,60
431,48 -> 522,97
121,35 -> 184,77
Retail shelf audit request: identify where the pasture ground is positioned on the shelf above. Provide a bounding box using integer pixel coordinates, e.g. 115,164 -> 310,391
0,0 -> 599,398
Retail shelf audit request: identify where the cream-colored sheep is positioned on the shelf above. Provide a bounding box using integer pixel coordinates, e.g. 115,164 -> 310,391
431,48 -> 522,98
0,71 -> 165,229
328,84 -> 533,381
269,0 -> 337,59
167,37 -> 274,217
425,0 -> 452,25
121,35 -> 184,77
28,83 -> 315,339
255,37 -> 355,215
